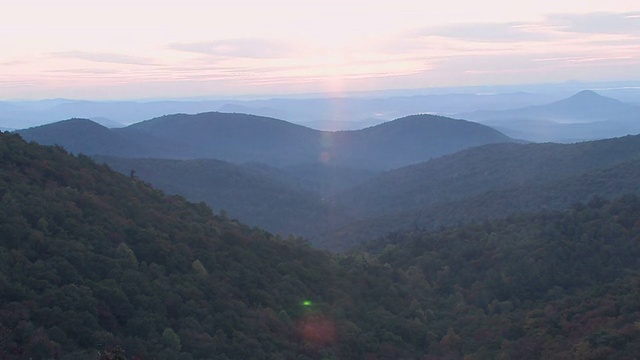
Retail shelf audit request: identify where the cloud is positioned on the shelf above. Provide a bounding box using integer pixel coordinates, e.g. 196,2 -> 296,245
168,38 -> 292,58
50,51 -> 156,65
0,60 -> 28,66
385,10 -> 640,65
546,12 -> 640,35
415,22 -> 552,42
404,11 -> 640,46
0,79 -> 36,87
45,68 -> 122,74
532,55 -> 635,64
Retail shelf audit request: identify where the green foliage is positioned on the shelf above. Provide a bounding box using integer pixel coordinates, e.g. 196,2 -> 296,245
361,194 -> 640,358
324,135 -> 640,249
0,132 -> 435,358
4,131 -> 640,359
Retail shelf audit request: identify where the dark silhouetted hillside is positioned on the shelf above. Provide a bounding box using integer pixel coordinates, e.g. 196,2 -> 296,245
119,112 -> 322,166
18,112 -> 515,170
94,156 -> 353,238
324,114 -> 514,169
16,118 -> 182,158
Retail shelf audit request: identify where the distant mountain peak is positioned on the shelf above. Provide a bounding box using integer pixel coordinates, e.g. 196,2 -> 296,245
561,90 -> 621,105
572,89 -> 600,97
28,117 -> 107,130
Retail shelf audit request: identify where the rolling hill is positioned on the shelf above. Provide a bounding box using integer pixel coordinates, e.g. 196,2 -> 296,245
15,118 -> 183,158
322,114 -> 515,170
93,130 -> 640,251
94,156 -> 354,238
310,132 -> 640,250
19,112 -> 515,170
337,134 -> 640,220
118,112 -> 322,166
321,155 -> 640,250
0,91 -> 559,130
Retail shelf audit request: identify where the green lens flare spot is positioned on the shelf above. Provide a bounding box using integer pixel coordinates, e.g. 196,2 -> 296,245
302,300 -> 312,306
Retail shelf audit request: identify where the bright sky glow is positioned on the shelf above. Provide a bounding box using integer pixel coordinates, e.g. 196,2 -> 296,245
1,1 -> 639,99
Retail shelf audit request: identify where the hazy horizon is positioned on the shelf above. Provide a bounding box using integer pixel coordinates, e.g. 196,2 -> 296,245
3,1 -> 639,100
2,79 -> 640,103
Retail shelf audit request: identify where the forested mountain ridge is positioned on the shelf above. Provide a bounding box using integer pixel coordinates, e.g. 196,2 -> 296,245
338,134 -> 640,219
14,118 -> 184,158
93,156 -> 354,238
322,155 -> 640,250
3,132 -> 640,358
318,134 -> 640,249
321,114 -> 514,170
120,112 -> 320,166
84,132 -> 640,250
17,112 -> 515,170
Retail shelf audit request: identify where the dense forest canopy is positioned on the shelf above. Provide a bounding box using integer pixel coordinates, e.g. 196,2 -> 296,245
2,132 -> 640,358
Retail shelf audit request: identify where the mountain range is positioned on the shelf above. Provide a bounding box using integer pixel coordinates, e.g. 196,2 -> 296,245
317,133 -> 640,249
81,130 -> 640,251
15,103 -> 640,250
18,112 -> 514,170
0,91 -> 562,130
338,134 -> 640,218
8,89 -> 640,143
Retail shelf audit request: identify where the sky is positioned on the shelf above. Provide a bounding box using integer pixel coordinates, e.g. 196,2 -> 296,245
1,0 -> 639,100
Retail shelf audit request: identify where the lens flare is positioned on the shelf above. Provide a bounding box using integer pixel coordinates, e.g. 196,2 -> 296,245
295,300 -> 336,347
298,314 -> 336,346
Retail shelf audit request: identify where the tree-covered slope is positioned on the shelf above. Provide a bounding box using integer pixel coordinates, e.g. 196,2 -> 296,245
0,132 -> 441,359
362,195 -> 640,358
339,134 -> 640,219
93,156 -> 353,239
14,119 -> 190,159
5,131 -> 640,359
321,154 -> 640,250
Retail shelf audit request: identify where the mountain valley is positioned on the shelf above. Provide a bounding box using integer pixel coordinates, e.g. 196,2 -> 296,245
3,132 -> 640,358
5,89 -> 640,358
